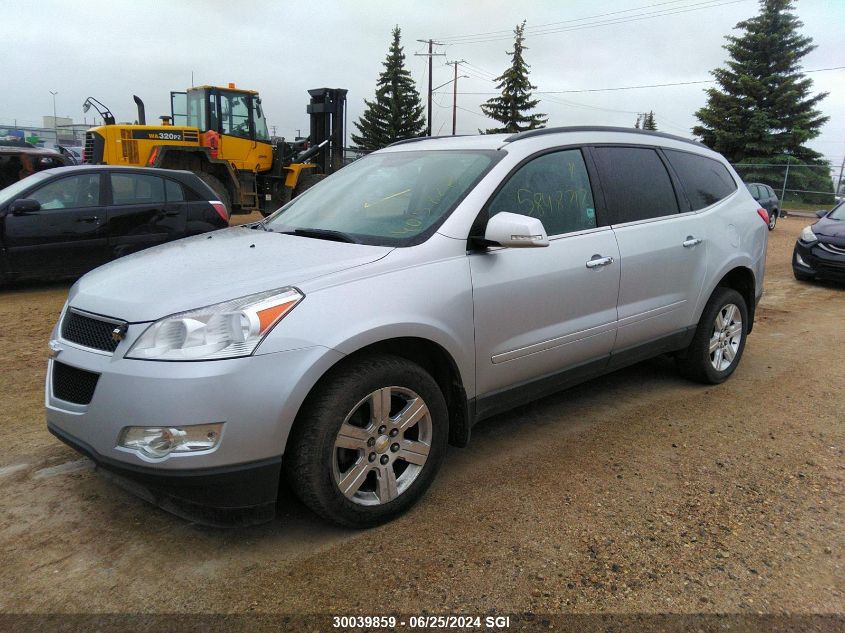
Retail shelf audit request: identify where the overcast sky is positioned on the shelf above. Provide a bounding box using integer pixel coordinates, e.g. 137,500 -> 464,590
4,0 -> 843,168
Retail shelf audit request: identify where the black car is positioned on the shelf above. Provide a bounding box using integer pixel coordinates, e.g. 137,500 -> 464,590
746,182 -> 781,230
793,202 -> 845,283
0,166 -> 229,282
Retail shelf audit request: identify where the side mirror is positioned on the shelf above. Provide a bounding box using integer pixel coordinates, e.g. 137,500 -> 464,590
484,212 -> 549,248
816,209 -> 828,218
10,199 -> 41,215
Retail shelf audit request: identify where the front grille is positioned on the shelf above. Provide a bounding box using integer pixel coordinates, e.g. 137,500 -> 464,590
61,310 -> 124,352
52,362 -> 99,405
83,132 -> 94,164
819,241 -> 845,255
183,130 -> 199,143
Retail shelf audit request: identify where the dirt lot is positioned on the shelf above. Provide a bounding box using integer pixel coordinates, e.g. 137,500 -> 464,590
0,216 -> 842,619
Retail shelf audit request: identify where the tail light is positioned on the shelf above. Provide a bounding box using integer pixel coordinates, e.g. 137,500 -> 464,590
756,208 -> 769,224
210,201 -> 229,222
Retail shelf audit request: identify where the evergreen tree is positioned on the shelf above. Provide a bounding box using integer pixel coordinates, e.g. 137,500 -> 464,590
351,26 -> 426,151
480,21 -> 547,133
642,111 -> 658,131
693,0 -> 828,163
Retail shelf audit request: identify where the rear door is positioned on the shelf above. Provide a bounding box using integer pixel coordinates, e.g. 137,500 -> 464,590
469,148 -> 620,402
4,172 -> 108,278
590,145 -> 709,357
106,171 -> 186,258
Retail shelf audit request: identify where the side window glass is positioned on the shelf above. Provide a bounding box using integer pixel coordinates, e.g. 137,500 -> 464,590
592,147 -> 679,223
663,149 -> 737,211
29,174 -> 100,209
220,92 -> 250,138
111,174 -> 165,205
165,179 -> 184,202
488,149 -> 596,235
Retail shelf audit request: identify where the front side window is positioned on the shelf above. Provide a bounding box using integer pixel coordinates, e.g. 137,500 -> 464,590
487,149 -> 596,236
111,174 -> 165,205
664,149 -> 736,211
253,98 -> 270,142
29,174 -> 100,209
592,146 -> 680,223
265,150 -> 497,246
219,91 -> 250,138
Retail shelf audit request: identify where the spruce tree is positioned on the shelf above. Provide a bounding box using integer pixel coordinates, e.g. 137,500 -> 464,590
480,21 -> 547,134
642,111 -> 658,131
351,26 -> 426,151
693,0 -> 828,163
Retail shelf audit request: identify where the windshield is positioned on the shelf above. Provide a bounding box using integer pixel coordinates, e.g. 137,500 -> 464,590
0,170 -> 52,205
828,201 -> 844,220
265,150 -> 497,246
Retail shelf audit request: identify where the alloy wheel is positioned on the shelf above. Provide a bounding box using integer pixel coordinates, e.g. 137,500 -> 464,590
332,386 -> 432,506
709,303 -> 743,371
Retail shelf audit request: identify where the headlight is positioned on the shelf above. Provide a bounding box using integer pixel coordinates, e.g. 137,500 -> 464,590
800,225 -> 818,243
126,287 -> 303,361
118,423 -> 223,459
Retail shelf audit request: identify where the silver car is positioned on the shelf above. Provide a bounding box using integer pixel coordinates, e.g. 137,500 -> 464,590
46,127 -> 768,527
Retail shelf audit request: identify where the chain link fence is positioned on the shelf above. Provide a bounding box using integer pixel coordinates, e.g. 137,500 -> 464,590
730,160 -> 841,208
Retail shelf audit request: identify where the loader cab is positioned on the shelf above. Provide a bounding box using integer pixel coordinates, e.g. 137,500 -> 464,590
170,86 -> 271,143
170,85 -> 272,172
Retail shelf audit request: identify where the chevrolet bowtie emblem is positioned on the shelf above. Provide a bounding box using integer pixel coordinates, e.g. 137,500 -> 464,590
111,324 -> 128,343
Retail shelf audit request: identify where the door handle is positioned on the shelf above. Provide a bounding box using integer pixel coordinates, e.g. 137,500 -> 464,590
77,215 -> 99,223
683,236 -> 702,248
585,255 -> 614,269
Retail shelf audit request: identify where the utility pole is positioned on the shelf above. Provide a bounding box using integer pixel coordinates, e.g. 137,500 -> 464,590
837,154 -> 845,198
446,60 -> 465,135
415,39 -> 445,136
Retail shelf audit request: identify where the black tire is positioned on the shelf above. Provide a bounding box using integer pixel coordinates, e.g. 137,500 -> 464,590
196,172 -> 231,218
676,287 -> 749,384
768,210 -> 778,231
292,173 -> 326,198
284,354 -> 449,528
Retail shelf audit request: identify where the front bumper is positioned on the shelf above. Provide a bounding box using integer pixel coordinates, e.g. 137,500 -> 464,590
793,240 -> 845,282
46,326 -> 344,525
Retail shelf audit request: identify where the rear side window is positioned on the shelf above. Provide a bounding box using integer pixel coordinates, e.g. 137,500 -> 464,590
165,179 -> 184,202
488,149 -> 596,235
592,147 -> 679,223
664,149 -> 736,210
111,174 -> 165,205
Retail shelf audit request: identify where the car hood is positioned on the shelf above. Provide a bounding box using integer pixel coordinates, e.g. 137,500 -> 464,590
814,217 -> 845,241
68,227 -> 393,321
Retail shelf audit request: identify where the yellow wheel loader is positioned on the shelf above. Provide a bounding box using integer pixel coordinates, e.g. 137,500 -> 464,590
82,86 -> 347,216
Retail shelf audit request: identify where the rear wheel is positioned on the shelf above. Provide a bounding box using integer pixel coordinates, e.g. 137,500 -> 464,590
285,354 -> 448,528
677,287 -> 748,384
196,172 -> 231,217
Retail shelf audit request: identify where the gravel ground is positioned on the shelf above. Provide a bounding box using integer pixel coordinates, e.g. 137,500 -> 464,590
0,216 -> 842,621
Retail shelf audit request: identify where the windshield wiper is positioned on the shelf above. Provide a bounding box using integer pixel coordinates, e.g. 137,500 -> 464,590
279,228 -> 360,244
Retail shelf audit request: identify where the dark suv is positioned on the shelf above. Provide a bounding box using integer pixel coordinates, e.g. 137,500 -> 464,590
0,166 -> 229,282
746,182 -> 781,230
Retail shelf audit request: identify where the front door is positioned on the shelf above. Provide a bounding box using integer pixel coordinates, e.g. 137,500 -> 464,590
469,148 -> 620,405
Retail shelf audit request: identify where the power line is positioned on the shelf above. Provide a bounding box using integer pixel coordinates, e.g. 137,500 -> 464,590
435,0 -> 750,45
437,0 -> 696,41
434,65 -> 845,96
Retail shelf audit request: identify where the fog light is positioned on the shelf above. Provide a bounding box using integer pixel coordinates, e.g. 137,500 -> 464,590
795,253 -> 809,267
118,423 -> 223,459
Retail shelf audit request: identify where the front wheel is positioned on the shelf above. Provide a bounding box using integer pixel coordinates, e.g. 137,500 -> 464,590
677,287 -> 748,384
285,355 -> 448,528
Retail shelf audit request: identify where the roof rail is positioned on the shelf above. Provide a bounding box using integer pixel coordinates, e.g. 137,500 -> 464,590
387,134 -> 468,147
504,126 -> 706,149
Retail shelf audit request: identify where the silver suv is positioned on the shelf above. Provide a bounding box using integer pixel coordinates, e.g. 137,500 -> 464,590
46,127 -> 768,527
